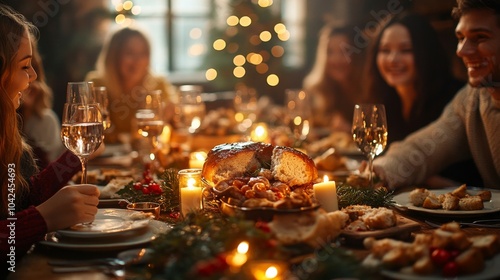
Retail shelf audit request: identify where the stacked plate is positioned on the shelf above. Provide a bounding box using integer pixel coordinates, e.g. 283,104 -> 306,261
40,209 -> 170,251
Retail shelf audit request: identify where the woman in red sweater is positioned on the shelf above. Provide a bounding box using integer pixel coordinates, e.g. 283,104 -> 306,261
0,4 -> 100,272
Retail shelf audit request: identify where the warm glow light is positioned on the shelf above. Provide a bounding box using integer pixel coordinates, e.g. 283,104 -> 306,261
274,23 -> 286,34
123,0 -> 133,10
323,175 -> 329,182
248,53 -> 263,65
189,44 -> 205,56
149,153 -> 155,161
131,6 -> 141,15
190,28 -> 202,39
189,117 -> 201,133
259,31 -> 272,42
115,14 -> 126,24
265,266 -> 278,278
271,46 -> 284,57
293,116 -> 302,126
267,74 -> 279,86
258,0 -> 273,7
187,178 -> 196,188
213,39 -> 226,51
256,63 -> 268,74
234,66 -> 246,78
278,30 -> 290,41
226,27 -> 238,37
234,112 -> 244,122
115,3 -> 123,12
205,68 -> 217,81
237,241 -> 249,254
233,55 -> 246,66
227,15 -> 239,26
240,16 -> 251,27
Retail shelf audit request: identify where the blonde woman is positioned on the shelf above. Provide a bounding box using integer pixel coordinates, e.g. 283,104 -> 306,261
303,23 -> 367,133
85,27 -> 174,143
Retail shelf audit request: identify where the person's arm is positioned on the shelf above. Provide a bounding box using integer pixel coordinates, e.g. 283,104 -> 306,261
373,88 -> 471,189
28,150 -> 81,204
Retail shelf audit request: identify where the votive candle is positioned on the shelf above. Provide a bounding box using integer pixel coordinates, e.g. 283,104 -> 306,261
313,175 -> 338,212
189,151 -> 207,169
178,169 -> 203,215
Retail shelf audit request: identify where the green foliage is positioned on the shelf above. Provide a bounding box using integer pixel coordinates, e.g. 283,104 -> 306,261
115,168 -> 180,212
337,183 -> 394,209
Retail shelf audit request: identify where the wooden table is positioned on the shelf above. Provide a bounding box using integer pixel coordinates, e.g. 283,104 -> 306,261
7,205 -> 500,280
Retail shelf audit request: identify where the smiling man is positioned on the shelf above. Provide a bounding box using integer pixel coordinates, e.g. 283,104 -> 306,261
372,0 -> 500,190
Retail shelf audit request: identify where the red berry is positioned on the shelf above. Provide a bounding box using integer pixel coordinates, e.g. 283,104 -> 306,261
133,182 -> 142,190
141,187 -> 151,194
442,261 -> 459,277
255,221 -> 271,233
431,249 -> 451,267
143,176 -> 152,184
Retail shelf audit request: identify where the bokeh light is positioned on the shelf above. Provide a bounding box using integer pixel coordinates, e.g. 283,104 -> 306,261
267,74 -> 279,86
240,16 -> 252,27
259,31 -> 272,42
227,15 -> 239,26
213,39 -> 226,51
234,66 -> 246,78
205,68 -> 217,81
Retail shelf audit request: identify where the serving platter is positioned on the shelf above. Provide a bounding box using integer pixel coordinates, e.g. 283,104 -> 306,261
340,214 -> 420,243
393,188 -> 500,217
220,200 -> 320,222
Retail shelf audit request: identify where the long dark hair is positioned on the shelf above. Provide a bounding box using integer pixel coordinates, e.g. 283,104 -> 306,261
364,12 -> 455,123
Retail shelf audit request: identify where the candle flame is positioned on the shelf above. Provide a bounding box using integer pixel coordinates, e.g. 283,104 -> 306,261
187,178 -> 196,188
237,241 -> 249,254
323,175 -> 329,182
192,151 -> 207,161
265,266 -> 278,278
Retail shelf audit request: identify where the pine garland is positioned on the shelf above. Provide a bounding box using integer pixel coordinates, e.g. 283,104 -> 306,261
337,182 -> 394,209
115,168 -> 180,212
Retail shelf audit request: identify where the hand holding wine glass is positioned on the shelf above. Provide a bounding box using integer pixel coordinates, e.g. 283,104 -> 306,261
352,104 -> 387,187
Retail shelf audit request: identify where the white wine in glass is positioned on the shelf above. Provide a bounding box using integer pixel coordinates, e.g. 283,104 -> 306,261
61,104 -> 104,184
352,104 -> 388,187
135,90 -> 165,162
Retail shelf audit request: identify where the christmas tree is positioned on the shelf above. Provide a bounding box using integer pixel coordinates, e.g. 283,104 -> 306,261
203,0 -> 287,96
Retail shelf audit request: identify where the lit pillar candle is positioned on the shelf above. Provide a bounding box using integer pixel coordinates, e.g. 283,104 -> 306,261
189,151 -> 207,169
178,169 -> 203,216
250,123 -> 269,143
246,260 -> 287,280
313,175 -> 338,212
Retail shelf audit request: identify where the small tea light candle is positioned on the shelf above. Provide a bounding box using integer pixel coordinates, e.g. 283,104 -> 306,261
250,123 -> 269,143
189,151 -> 207,169
226,241 -> 249,271
178,169 -> 203,215
313,175 -> 338,212
246,260 -> 287,280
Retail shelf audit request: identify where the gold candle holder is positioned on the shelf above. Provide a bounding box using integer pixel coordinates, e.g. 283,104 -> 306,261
178,169 -> 203,216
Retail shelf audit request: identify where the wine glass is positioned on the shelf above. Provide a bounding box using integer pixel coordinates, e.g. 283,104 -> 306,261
176,85 -> 206,151
61,103 -> 104,184
352,104 -> 388,187
66,81 -> 94,104
93,86 -> 111,131
233,85 -> 258,133
135,90 -> 165,162
285,89 -> 312,147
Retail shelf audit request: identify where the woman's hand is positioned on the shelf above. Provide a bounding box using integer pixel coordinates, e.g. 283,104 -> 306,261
36,184 -> 100,232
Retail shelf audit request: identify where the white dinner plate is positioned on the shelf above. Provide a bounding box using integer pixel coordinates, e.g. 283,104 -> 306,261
393,188 -> 500,217
381,252 -> 500,280
56,209 -> 151,238
40,220 -> 170,251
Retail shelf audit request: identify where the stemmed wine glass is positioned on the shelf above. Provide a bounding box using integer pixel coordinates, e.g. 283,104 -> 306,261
352,104 -> 388,187
62,82 -> 104,184
285,89 -> 311,147
135,90 -> 165,161
94,86 -> 111,131
233,85 -> 258,133
177,85 -> 206,151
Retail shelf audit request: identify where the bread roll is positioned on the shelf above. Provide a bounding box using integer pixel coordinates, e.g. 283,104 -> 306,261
271,146 -> 318,187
